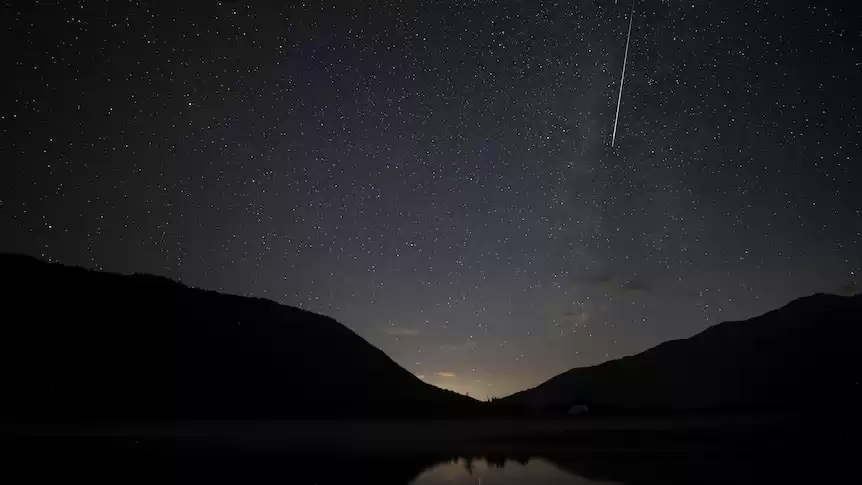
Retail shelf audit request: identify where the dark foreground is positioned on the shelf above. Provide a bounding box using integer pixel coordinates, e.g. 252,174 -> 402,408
4,415 -> 852,484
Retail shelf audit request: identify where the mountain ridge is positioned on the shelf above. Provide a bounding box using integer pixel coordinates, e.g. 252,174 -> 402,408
497,292 -> 860,414
0,253 -> 478,420
2,253 -> 857,420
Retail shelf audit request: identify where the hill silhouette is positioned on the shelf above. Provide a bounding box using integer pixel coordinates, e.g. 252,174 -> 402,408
0,254 -> 478,420
498,292 -> 860,415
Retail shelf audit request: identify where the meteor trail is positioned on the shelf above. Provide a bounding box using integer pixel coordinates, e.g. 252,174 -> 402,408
612,0 -> 635,148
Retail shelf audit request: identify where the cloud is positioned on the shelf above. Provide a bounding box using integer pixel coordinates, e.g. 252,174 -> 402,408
619,278 -> 651,295
562,309 -> 591,324
439,340 -> 476,352
385,327 -> 420,336
580,268 -> 653,296
434,371 -> 456,378
415,374 -> 426,379
834,280 -> 861,296
583,269 -> 614,285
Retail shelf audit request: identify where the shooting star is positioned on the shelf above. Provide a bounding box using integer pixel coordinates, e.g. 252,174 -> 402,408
611,0 -> 635,148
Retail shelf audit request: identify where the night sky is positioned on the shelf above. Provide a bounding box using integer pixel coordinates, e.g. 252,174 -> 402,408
3,0 -> 860,399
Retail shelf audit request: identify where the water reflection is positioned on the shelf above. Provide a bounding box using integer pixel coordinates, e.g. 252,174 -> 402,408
411,456 -> 620,485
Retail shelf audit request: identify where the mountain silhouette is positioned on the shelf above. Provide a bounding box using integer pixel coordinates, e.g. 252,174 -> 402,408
498,293 -> 860,415
0,254 -> 478,420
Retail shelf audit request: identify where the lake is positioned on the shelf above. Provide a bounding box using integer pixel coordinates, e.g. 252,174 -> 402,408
6,443 -> 845,484
6,417 -> 850,484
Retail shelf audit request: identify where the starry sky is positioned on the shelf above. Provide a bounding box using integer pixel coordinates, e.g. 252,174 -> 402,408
3,0 -> 860,400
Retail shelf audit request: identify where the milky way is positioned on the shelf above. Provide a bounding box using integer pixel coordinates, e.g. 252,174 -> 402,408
3,1 -> 860,399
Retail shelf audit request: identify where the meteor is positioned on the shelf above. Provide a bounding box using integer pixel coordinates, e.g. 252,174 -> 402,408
612,0 -> 635,148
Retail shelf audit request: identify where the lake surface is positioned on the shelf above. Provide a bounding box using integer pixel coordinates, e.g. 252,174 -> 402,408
411,457 -> 618,485
7,443 -> 844,485
7,416 -> 850,484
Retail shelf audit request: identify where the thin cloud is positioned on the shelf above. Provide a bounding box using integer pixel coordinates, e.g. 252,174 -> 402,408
385,327 -> 420,336
619,278 -> 651,295
835,281 -> 861,296
581,269 -> 653,296
415,374 -> 426,379
434,371 -> 456,378
562,310 -> 590,324
440,340 -> 476,352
